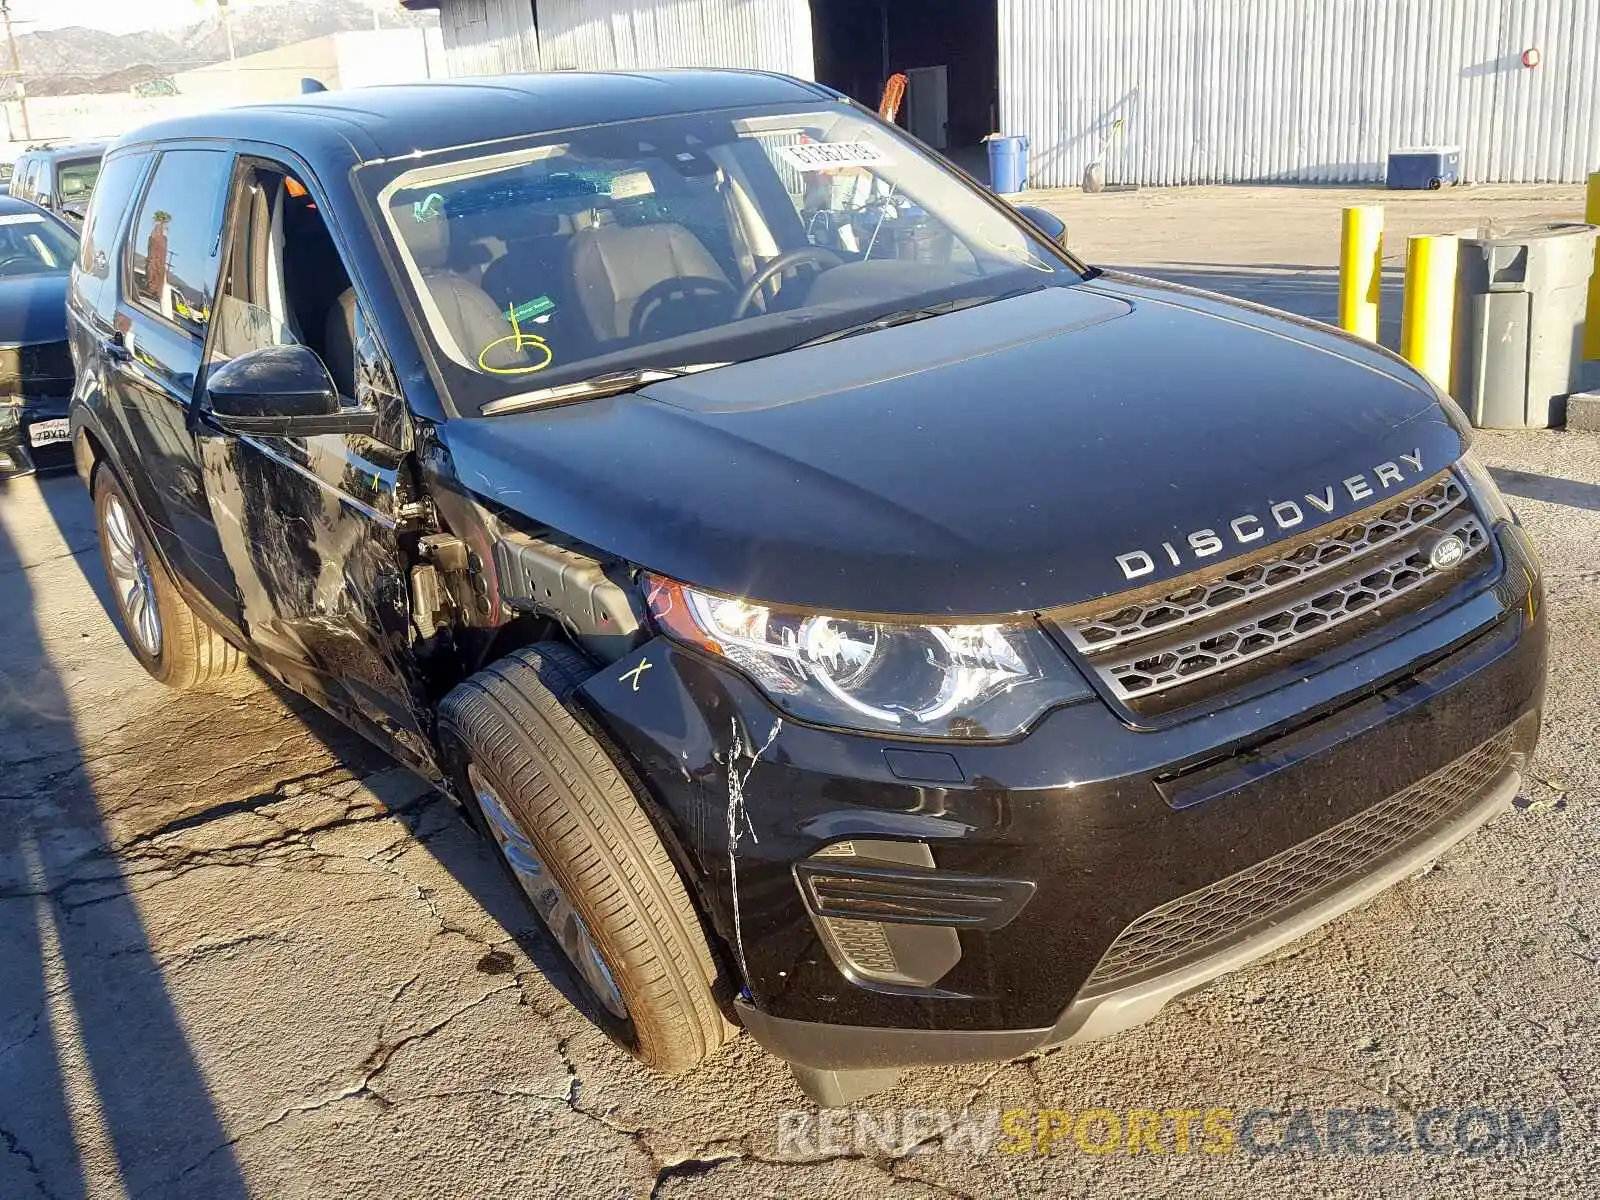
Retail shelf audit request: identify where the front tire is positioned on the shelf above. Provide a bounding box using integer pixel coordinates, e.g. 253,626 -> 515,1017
92,466 -> 244,689
439,643 -> 736,1073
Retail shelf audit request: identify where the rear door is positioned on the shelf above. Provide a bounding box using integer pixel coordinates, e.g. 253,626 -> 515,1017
107,146 -> 243,630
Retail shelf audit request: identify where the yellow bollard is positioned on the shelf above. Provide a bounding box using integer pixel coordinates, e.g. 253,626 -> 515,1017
1338,205 -> 1384,341
1400,234 -> 1459,390
1584,171 -> 1600,361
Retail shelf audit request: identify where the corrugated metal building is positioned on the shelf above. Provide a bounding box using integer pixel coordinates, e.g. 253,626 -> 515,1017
405,0 -> 1600,185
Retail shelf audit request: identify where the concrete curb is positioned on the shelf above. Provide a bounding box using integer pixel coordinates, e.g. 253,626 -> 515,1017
1568,390 -> 1600,432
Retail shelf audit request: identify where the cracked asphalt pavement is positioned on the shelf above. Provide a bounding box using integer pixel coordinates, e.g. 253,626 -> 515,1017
4,188 -> 1600,1198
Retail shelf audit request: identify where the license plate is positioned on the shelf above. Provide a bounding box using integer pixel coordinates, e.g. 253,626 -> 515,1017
28,418 -> 68,447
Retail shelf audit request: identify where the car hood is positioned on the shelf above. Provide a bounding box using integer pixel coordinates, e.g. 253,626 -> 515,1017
443,277 -> 1466,617
0,273 -> 69,345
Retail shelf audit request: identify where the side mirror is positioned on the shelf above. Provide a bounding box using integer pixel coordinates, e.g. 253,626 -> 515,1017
1013,204 -> 1070,251
204,343 -> 373,437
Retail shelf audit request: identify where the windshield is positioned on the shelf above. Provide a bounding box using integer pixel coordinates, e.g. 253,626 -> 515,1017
0,211 -> 77,277
57,156 -> 102,209
362,103 -> 1083,414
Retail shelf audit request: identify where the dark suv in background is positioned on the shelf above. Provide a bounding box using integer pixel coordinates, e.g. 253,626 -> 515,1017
66,73 -> 1544,1104
10,141 -> 106,227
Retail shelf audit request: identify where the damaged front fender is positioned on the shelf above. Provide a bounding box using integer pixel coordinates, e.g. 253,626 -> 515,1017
574,639 -> 996,1013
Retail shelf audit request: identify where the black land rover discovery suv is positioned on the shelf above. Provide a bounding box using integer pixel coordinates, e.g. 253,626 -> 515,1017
66,72 -> 1544,1104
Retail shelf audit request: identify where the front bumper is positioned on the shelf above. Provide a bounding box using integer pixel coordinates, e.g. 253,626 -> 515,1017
734,740 -> 1522,1070
0,398 -> 73,477
577,522 -> 1546,1069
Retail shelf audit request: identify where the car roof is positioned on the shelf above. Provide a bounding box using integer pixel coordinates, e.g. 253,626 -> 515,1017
22,141 -> 107,160
110,70 -> 841,164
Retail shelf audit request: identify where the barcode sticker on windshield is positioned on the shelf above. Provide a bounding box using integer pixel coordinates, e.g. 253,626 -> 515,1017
774,142 -> 892,172
609,170 -> 655,199
0,213 -> 46,226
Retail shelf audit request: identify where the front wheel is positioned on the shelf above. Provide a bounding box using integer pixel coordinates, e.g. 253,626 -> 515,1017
438,643 -> 737,1073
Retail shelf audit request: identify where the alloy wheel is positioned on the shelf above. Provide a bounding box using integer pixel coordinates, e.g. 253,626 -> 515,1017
469,764 -> 629,1019
103,494 -> 162,658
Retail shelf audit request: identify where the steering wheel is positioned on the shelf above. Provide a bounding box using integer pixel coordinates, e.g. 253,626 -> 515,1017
629,276 -> 738,341
732,246 -> 845,319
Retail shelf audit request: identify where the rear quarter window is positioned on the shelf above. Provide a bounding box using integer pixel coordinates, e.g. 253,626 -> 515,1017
12,156 -> 34,200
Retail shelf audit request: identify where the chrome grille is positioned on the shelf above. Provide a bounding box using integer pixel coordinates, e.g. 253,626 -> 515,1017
1083,729 -> 1515,992
1061,473 -> 1491,707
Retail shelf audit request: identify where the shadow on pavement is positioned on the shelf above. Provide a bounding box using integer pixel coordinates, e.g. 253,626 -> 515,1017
0,478 -> 250,1199
1490,466 -> 1600,514
20,471 -> 602,1108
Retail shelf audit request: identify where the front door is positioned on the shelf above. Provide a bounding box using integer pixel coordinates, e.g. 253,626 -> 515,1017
195,155 -> 433,771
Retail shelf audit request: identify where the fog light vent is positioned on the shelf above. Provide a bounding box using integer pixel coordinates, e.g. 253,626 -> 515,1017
802,839 -> 962,989
819,916 -> 899,977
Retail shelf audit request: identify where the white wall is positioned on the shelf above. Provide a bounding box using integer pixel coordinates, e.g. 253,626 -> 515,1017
174,28 -> 447,104
436,0 -> 542,75
536,0 -> 813,76
427,0 -> 1600,186
335,28 -> 448,87
433,0 -> 815,79
1000,0 -> 1600,186
0,94 -> 210,147
174,35 -> 343,106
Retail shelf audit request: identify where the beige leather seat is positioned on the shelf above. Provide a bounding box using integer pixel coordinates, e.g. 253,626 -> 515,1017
567,216 -> 729,345
403,214 -> 526,371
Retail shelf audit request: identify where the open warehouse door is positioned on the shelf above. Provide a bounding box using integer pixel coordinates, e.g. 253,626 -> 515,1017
810,0 -> 998,181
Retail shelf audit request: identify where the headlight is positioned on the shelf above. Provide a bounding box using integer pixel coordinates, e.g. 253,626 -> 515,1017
1455,450 -> 1514,525
645,575 -> 1090,739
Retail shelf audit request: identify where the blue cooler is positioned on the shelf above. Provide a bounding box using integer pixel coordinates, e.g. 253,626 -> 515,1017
987,135 -> 1030,194
1387,146 -> 1461,190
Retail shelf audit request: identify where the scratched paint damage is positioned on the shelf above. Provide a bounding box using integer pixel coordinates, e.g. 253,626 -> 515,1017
724,715 -> 780,983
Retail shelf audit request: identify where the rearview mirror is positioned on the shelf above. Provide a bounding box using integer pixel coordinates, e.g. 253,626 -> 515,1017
204,344 -> 373,437
1013,204 -> 1070,251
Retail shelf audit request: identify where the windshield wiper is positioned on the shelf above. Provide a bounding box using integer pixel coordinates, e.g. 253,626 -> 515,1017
481,363 -> 728,417
793,287 -> 1043,351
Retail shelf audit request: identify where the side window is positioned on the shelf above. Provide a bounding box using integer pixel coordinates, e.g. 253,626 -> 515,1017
14,157 -> 35,201
74,151 -> 150,322
125,149 -> 231,338
212,161 -> 365,401
56,157 -> 101,207
212,163 -> 297,365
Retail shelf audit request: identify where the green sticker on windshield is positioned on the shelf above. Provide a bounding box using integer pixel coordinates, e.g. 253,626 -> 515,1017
508,296 -> 556,325
412,192 -> 445,222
